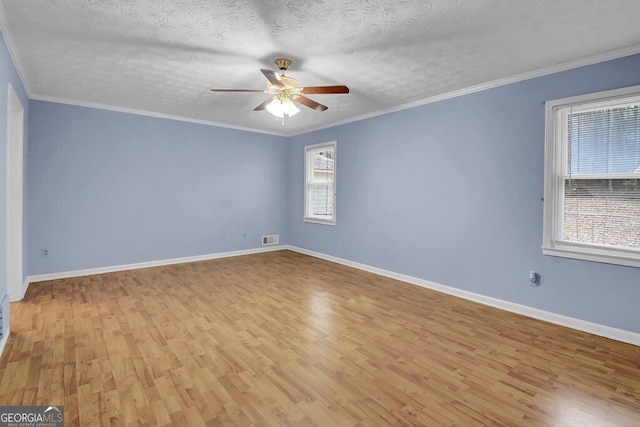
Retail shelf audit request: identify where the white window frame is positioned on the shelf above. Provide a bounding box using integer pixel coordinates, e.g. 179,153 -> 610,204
304,141 -> 337,225
542,84 -> 640,268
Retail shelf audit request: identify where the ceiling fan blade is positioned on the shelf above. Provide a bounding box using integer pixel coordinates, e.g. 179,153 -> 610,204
294,95 -> 328,111
260,69 -> 284,87
210,89 -> 266,93
253,97 -> 273,111
301,85 -> 350,94
260,68 -> 284,87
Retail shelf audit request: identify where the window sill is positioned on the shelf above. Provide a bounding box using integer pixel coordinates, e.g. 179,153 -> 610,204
303,217 -> 336,226
542,244 -> 640,268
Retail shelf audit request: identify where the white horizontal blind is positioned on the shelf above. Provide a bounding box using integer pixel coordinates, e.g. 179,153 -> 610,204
563,100 -> 640,249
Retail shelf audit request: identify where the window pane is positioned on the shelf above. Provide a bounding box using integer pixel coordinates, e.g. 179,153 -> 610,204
312,148 -> 334,184
563,178 -> 640,248
568,104 -> 640,175
311,183 -> 334,217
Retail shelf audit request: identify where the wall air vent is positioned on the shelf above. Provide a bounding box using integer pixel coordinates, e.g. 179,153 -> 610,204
262,235 -> 279,245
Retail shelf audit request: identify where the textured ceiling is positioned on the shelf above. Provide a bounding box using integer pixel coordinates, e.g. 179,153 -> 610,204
1,0 -> 640,136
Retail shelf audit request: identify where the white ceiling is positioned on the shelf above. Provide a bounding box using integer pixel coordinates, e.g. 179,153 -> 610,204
1,0 -> 640,136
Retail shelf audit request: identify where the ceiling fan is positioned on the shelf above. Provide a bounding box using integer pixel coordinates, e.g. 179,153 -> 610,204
210,58 -> 349,119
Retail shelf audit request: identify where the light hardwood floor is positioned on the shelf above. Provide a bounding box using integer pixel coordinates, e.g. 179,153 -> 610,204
1,250 -> 639,426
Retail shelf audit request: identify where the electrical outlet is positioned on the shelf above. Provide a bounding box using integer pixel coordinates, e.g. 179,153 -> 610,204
529,271 -> 540,287
41,249 -> 49,257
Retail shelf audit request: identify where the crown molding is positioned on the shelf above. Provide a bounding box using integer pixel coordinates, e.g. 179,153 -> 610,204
22,46 -> 640,139
289,44 -> 640,137
1,0 -> 639,138
30,94 -> 289,137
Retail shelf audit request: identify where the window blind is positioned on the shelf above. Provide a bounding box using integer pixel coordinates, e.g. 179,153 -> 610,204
310,147 -> 334,218
563,101 -> 640,249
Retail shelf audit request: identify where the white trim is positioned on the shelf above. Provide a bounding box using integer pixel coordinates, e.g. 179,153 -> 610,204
543,246 -> 640,269
544,84 -> 640,110
542,85 -> 640,268
302,218 -> 337,226
33,43 -> 640,139
288,45 -> 640,137
5,277 -> 29,303
28,246 -> 286,283
6,83 -> 24,303
304,141 -> 337,225
34,43 -> 640,138
0,294 -> 9,358
0,333 -> 8,359
286,245 -> 640,346
30,95 -> 288,137
559,173 -> 640,180
0,2 -> 33,98
1,0 -> 638,140
20,277 -> 29,300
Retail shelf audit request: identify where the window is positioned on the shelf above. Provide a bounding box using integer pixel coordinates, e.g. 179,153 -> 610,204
543,85 -> 640,267
304,142 -> 336,225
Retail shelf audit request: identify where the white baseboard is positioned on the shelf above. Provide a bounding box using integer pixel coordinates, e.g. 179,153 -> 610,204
28,246 -> 287,284
286,245 -> 640,347
23,244 -> 639,346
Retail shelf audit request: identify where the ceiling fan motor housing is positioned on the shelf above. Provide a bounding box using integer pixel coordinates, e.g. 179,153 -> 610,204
275,58 -> 292,72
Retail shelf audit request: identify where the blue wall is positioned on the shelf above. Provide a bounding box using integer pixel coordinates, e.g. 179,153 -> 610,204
287,54 -> 640,333
22,51 -> 640,334
0,31 -> 29,305
28,102 -> 288,274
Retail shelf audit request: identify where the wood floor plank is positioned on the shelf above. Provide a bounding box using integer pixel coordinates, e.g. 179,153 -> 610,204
1,250 -> 639,426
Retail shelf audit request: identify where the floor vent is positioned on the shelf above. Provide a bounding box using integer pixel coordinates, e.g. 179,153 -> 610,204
262,235 -> 279,245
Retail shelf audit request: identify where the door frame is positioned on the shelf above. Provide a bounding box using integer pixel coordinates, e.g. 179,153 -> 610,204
6,83 -> 24,302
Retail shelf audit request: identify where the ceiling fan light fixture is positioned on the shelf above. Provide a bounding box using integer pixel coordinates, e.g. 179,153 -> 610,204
281,97 -> 300,116
265,96 -> 299,118
265,97 -> 284,118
